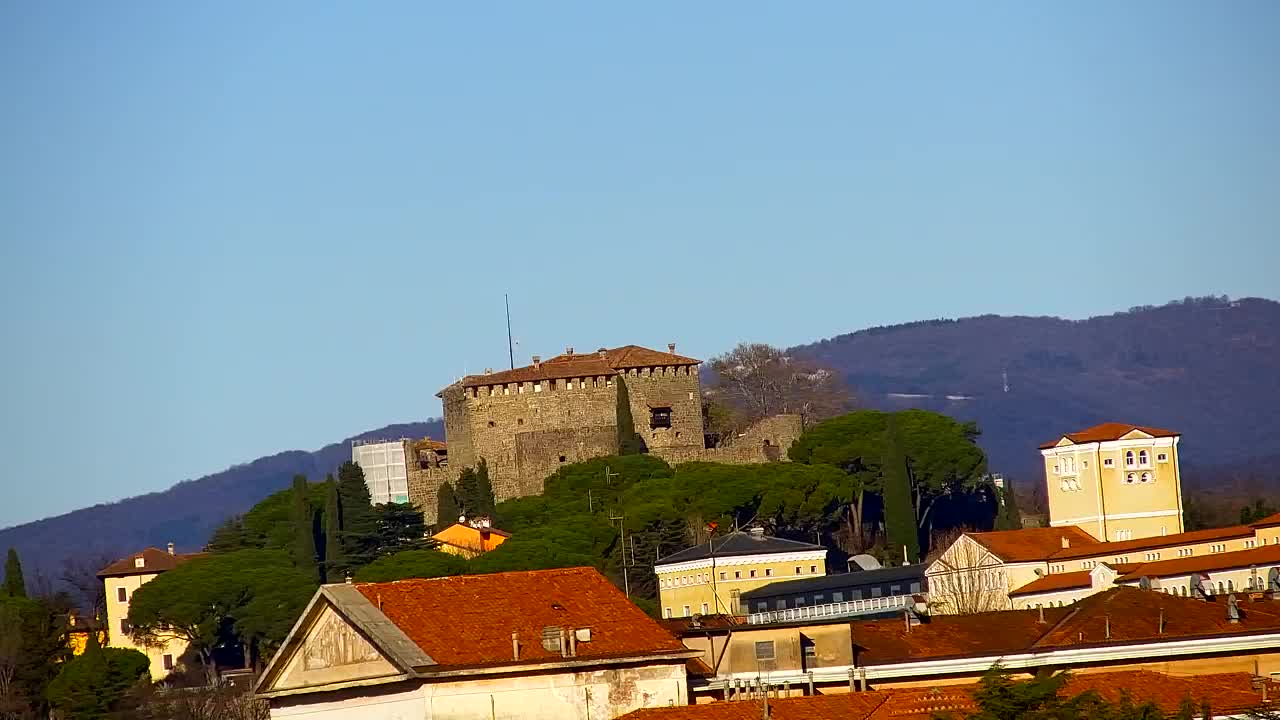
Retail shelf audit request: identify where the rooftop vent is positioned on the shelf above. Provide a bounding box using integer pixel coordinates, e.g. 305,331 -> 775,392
668,343 -> 676,353
749,527 -> 766,540
1061,537 -> 1070,549
532,355 -> 541,368
166,542 -> 175,556
597,347 -> 607,357
541,626 -> 563,653
565,346 -> 574,356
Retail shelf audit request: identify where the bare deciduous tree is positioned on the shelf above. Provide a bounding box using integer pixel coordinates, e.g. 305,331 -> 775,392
925,532 -> 1010,615
705,343 -> 855,437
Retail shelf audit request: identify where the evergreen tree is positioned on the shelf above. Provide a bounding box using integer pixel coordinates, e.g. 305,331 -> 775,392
206,516 -> 251,553
336,461 -> 378,568
995,481 -> 1022,530
289,475 -> 318,580
4,548 -> 26,598
373,503 -> 430,556
881,421 -> 919,565
456,460 -> 496,518
436,482 -> 461,529
323,476 -> 343,582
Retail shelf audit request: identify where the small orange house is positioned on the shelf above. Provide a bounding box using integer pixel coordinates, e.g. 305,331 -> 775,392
431,518 -> 510,558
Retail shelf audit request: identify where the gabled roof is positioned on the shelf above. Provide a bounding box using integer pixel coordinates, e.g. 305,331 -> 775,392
451,344 -> 701,390
852,586 -> 1280,666
354,567 -> 690,670
1116,543 -> 1280,582
1039,422 -> 1180,449
1008,565 -> 1138,598
97,547 -> 206,578
1050,524 -> 1253,560
1251,511 -> 1280,529
656,532 -> 825,566
964,526 -> 1099,563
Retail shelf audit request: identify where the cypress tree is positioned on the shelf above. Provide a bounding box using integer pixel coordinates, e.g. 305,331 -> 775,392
289,475 -> 318,580
323,475 -> 343,581
996,481 -> 1022,530
456,461 -> 496,518
4,547 -> 26,598
436,482 -> 461,529
336,461 -> 377,568
881,421 -> 919,565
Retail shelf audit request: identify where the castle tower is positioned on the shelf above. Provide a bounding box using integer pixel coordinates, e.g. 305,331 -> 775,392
1039,423 -> 1184,542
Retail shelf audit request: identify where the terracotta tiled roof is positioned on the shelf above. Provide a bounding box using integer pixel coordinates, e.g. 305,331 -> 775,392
853,586 -> 1280,665
412,437 -> 447,452
97,547 -> 206,578
963,526 -> 1099,563
1049,524 -> 1253,560
1116,543 -> 1280,582
354,567 -> 688,670
1039,422 -> 1180,449
453,344 -> 701,390
430,522 -> 511,553
618,692 -> 893,720
1008,565 -> 1138,598
1251,511 -> 1280,528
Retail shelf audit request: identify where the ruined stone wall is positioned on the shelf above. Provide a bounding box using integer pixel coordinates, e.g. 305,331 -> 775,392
448,375 -> 619,501
514,426 -> 619,496
616,366 -> 704,452
406,464 -> 460,526
441,385 -> 476,470
650,414 -> 804,466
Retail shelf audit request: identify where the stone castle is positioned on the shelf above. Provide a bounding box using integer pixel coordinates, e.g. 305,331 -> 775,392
401,343 -> 802,523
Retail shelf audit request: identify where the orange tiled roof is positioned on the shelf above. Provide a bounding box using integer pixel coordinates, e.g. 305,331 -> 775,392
412,437 -> 447,452
430,522 -> 510,553
1008,565 -> 1138,598
964,526 -> 1099,563
97,547 -> 206,578
1116,542 -> 1280,582
617,671 -> 1278,720
455,344 -> 701,389
1252,511 -> 1280,529
1039,422 -> 1180,449
354,567 -> 688,670
1049,524 -> 1253,560
852,586 -> 1280,665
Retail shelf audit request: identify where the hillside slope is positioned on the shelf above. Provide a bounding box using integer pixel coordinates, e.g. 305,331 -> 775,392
792,296 -> 1280,483
0,420 -> 443,576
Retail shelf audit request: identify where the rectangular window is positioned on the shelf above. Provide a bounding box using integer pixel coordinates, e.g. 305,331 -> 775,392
765,568 -> 773,577
682,605 -> 690,617
810,565 -> 817,574
664,607 -> 672,619
910,582 -> 921,593
814,594 -> 825,604
119,619 -> 130,634
734,571 -> 741,579
890,584 -> 901,594
749,569 -> 757,578
755,602 -> 766,612
533,382 -> 541,392
701,603 -> 709,615
832,591 -> 844,602
719,572 -> 726,580
871,587 -> 882,598
117,587 -> 127,603
1104,458 -> 1114,467
776,599 -> 786,610
795,566 -> 802,575
1157,453 -> 1168,463
754,641 -> 776,661
649,407 -> 673,429
162,654 -> 173,670
852,589 -> 863,600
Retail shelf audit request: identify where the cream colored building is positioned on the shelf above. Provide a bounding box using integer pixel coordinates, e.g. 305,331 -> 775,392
654,529 -> 827,619
255,567 -> 698,720
98,544 -> 204,680
1040,422 -> 1184,541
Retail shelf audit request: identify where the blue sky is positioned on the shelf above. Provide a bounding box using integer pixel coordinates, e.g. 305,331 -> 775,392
2,2 -> 1277,529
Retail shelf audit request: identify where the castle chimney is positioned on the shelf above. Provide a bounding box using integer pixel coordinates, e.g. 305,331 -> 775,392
167,542 -> 175,556
484,368 -> 492,375
1061,537 -> 1070,549
566,346 -> 574,356
668,343 -> 676,354
532,355 -> 541,369
512,631 -> 520,661
597,347 -> 607,357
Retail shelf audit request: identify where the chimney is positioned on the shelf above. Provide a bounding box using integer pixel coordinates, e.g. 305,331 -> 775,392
1061,537 -> 1070,549
1104,615 -> 1111,639
484,368 -> 493,375
1158,609 -> 1165,635
511,631 -> 520,661
597,347 -> 607,357
559,627 -> 569,658
1038,605 -> 1046,624
166,542 -> 175,556
668,343 -> 676,354
532,355 -> 541,369
565,346 -> 574,356
568,627 -> 577,657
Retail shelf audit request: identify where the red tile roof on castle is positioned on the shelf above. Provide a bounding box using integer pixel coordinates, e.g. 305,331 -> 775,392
97,547 -> 206,578
353,567 -> 688,670
454,344 -> 700,388
850,586 -> 1280,665
963,526 -> 1099,562
617,671 -> 1278,720
1038,422 -> 1181,449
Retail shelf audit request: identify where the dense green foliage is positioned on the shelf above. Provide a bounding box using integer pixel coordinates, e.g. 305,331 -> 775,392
45,632 -> 150,719
290,475 -> 319,580
436,482 -> 461,529
323,476 -> 342,581
455,460 -> 496,518
881,420 -> 919,564
0,591 -> 70,717
336,461 -> 378,571
3,547 -> 25,598
373,503 -> 431,555
126,549 -> 316,672
355,549 -> 470,582
996,481 -> 1023,530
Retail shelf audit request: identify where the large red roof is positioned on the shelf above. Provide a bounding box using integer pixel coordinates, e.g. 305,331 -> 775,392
1050,524 -> 1253,560
1039,422 -> 1180,449
97,547 -> 205,578
455,344 -> 700,389
354,567 -> 687,670
964,526 -> 1099,563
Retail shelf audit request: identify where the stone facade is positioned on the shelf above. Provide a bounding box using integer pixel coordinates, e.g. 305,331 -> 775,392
408,344 -> 804,522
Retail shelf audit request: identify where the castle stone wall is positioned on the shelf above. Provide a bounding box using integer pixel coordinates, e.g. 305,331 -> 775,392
514,425 -> 619,496
616,367 -> 704,452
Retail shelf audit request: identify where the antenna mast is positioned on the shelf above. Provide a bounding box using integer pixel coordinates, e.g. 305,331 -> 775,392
505,293 -> 515,370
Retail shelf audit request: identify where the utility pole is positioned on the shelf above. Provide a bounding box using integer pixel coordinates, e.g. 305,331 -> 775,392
610,511 -> 629,598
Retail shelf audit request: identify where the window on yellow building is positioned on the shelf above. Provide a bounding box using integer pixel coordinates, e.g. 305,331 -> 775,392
749,570 -> 756,578
795,566 -> 801,575
701,603 -> 708,615
1125,451 -> 1136,467
734,571 -> 741,579
765,569 -> 773,577
1139,450 -> 1149,466
163,655 -> 173,670
117,587 -> 126,603
664,607 -> 672,618
682,605 -> 690,617
1104,458 -> 1114,467
810,565 -> 817,574
719,572 -> 726,580
755,641 -> 775,661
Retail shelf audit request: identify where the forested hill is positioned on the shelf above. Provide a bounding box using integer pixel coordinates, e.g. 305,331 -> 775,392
792,296 -> 1280,485
0,420 -> 443,577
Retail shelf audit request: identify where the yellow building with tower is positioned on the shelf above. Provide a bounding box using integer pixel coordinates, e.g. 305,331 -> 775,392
654,528 -> 827,619
1039,422 -> 1184,542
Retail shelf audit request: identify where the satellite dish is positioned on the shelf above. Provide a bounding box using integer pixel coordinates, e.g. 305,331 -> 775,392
1138,576 -> 1152,591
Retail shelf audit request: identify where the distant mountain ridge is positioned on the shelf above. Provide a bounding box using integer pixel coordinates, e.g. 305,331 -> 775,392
0,420 -> 443,577
791,295 -> 1280,483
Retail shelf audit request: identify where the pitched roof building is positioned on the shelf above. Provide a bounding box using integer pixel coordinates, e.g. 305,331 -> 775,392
98,544 -> 205,680
256,567 -> 699,719
430,519 -> 510,558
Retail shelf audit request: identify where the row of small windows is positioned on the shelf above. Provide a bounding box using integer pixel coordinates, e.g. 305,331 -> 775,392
1056,470 -> 1159,491
1123,472 -> 1155,484
1073,538 -> 1274,570
660,565 -> 820,589
1054,450 -> 1169,474
751,583 -> 923,612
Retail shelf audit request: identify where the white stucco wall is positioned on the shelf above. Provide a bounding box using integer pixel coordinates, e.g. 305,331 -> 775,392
269,661 -> 688,720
